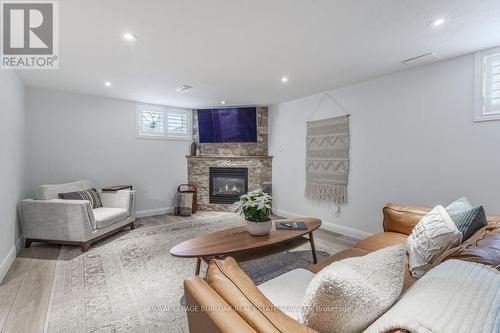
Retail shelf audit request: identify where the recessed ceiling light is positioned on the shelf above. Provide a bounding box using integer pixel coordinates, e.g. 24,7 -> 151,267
428,18 -> 448,28
122,32 -> 138,41
281,76 -> 289,83
104,81 -> 112,87
221,100 -> 226,105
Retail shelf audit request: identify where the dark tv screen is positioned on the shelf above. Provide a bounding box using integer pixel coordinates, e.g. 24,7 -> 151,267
197,107 -> 257,143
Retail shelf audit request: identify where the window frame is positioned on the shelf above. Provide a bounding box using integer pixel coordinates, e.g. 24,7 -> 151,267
136,103 -> 192,140
474,46 -> 500,122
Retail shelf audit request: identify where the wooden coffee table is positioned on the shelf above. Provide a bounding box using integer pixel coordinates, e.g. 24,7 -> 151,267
170,218 -> 321,275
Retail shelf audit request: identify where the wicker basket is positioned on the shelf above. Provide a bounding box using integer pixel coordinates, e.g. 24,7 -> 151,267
176,184 -> 198,213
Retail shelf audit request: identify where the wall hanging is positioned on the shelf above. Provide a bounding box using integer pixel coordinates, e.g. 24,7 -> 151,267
305,93 -> 350,205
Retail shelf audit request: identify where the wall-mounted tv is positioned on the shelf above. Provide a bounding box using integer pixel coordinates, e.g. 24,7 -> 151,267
197,107 -> 257,143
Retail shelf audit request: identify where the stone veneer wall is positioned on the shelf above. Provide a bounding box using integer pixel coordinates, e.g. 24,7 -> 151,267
192,106 -> 268,156
188,106 -> 271,211
187,156 -> 272,211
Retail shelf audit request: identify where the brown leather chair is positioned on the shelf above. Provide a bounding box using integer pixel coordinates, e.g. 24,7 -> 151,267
184,203 -> 500,333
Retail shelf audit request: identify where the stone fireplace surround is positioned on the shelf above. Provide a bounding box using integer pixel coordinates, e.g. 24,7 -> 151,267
187,107 -> 272,211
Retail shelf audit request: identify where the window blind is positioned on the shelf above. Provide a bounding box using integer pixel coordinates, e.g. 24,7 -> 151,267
166,110 -> 190,138
136,104 -> 191,139
485,53 -> 500,115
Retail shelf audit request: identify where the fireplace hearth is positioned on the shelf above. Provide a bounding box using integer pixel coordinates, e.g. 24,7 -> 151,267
209,167 -> 248,204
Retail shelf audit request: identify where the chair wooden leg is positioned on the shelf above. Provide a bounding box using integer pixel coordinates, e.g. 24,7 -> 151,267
130,222 -> 135,230
25,238 -> 32,248
80,242 -> 90,252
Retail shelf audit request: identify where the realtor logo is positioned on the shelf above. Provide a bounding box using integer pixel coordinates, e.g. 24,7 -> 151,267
1,1 -> 58,69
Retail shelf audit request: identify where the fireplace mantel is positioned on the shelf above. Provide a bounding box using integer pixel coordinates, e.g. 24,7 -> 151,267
186,155 -> 272,160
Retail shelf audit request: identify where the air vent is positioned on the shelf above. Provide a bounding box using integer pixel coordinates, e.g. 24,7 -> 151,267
401,52 -> 440,67
175,85 -> 193,92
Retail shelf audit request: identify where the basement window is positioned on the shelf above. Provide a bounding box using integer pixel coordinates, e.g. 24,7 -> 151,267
136,104 -> 192,140
474,46 -> 500,122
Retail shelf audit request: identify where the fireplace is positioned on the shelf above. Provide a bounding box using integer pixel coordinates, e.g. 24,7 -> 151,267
209,167 -> 248,204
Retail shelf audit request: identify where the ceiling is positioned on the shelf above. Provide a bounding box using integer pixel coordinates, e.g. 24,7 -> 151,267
16,0 -> 500,108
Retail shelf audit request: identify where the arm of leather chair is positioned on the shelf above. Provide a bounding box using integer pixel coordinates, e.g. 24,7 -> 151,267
206,257 -> 318,333
184,276 -> 257,333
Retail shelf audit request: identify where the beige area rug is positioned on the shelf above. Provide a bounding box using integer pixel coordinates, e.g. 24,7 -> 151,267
45,212 -> 333,333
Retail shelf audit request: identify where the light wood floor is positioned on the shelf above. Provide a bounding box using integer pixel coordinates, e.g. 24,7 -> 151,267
0,213 -> 356,333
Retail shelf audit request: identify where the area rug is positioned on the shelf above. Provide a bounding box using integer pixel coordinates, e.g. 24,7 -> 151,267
45,213 -> 332,333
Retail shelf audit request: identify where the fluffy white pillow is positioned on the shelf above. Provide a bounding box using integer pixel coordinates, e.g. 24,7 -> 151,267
406,205 -> 462,278
300,245 -> 405,333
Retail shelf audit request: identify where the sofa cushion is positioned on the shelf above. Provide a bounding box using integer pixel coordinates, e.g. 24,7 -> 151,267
257,268 -> 315,320
355,232 -> 407,252
432,221 -> 500,270
300,245 -> 406,333
406,205 -> 462,278
59,188 -> 103,209
206,257 -> 317,333
36,180 -> 93,200
444,231 -> 500,269
383,203 -> 430,235
93,207 -> 128,229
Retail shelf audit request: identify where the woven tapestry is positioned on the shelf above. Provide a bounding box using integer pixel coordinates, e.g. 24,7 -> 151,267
305,115 -> 350,204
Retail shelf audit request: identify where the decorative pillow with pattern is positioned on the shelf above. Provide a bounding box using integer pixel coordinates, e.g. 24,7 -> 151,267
445,196 -> 472,216
58,188 -> 103,209
449,206 -> 487,241
300,245 -> 406,333
446,197 -> 488,241
406,205 -> 462,278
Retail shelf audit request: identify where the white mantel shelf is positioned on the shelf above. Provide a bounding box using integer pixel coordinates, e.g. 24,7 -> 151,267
185,155 -> 273,159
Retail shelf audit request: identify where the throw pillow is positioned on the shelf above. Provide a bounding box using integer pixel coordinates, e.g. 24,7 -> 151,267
406,205 -> 462,278
300,245 -> 405,333
448,206 -> 487,241
445,196 -> 472,216
58,188 -> 103,209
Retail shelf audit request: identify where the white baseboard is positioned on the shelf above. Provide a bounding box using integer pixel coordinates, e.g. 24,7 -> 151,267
272,208 -> 373,240
136,207 -> 173,218
0,236 -> 24,284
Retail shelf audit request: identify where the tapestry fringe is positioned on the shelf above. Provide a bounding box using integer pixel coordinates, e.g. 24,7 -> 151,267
304,183 -> 347,205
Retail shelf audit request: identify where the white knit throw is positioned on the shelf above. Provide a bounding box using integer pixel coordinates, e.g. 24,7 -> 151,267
305,115 -> 350,204
364,260 -> 500,333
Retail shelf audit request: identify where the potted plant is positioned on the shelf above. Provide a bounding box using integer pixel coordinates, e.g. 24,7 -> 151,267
235,190 -> 273,236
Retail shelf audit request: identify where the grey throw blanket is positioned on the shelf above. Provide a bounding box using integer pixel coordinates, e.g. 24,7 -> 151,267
305,115 -> 350,204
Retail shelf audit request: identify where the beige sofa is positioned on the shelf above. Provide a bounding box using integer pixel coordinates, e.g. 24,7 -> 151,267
20,180 -> 136,251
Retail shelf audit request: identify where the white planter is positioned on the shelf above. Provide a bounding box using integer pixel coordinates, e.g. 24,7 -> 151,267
246,219 -> 272,236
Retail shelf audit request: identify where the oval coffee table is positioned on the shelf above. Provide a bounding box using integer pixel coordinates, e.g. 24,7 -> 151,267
170,218 -> 321,275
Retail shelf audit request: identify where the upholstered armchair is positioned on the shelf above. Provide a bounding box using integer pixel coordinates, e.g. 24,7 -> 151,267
20,180 -> 136,252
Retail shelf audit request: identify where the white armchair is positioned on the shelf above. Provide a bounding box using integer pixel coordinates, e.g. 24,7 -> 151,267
20,180 -> 136,252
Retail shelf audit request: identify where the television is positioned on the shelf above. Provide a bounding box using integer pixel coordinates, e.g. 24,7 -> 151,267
197,107 -> 257,143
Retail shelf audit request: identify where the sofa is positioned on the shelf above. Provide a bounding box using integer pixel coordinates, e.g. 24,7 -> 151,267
183,202 -> 500,333
20,180 -> 136,252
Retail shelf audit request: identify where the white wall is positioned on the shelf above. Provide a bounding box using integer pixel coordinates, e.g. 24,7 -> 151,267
0,70 -> 26,282
26,88 -> 191,215
270,54 -> 500,238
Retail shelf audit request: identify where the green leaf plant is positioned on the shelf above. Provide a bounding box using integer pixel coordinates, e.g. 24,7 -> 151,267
235,190 -> 272,222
